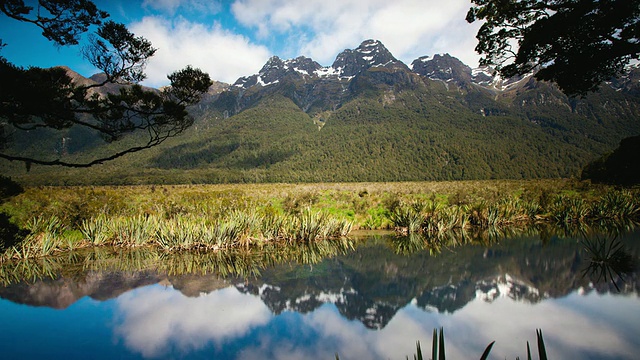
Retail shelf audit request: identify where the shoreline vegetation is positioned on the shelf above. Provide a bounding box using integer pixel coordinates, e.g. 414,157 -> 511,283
1,179 -> 638,263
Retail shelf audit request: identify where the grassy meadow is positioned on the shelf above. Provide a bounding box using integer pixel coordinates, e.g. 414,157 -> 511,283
1,179 -> 638,262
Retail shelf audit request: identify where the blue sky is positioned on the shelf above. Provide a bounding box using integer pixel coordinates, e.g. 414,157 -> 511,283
0,0 -> 482,87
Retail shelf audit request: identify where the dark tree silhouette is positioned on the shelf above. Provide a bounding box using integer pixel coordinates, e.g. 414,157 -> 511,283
581,135 -> 640,185
0,0 -> 212,168
467,0 -> 640,96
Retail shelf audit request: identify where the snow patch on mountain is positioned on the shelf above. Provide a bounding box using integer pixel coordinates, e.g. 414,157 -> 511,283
475,274 -> 542,302
314,66 -> 341,77
228,39 -> 629,96
256,76 -> 278,87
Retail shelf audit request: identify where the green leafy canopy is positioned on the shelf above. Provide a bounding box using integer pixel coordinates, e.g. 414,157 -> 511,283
0,0 -> 212,168
467,0 -> 640,96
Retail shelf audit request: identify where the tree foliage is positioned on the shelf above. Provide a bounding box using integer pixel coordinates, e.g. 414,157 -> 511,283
582,135 -> 640,185
467,0 -> 640,96
0,0 -> 212,168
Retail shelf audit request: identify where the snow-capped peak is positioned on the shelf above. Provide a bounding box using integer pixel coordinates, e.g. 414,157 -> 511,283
475,274 -> 543,302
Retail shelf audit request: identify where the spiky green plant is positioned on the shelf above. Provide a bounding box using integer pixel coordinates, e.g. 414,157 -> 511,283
390,204 -> 424,234
522,329 -> 548,360
155,216 -> 202,250
111,215 -> 155,246
295,209 -> 325,242
405,328 -> 546,360
432,327 -> 445,360
599,190 -> 640,220
6,215 -> 66,259
582,235 -> 635,291
469,201 -> 489,227
80,214 -> 112,246
260,212 -> 286,240
211,220 -> 243,248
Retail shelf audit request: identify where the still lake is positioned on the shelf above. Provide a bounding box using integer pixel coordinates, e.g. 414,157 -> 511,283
0,230 -> 638,359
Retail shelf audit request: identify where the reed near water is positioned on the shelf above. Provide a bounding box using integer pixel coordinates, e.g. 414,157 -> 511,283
1,179 -> 638,261
389,188 -> 640,235
1,209 -> 352,261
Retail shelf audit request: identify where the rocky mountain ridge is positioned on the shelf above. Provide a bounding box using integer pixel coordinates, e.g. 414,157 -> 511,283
232,40 -> 525,92
5,39 -> 640,184
57,38 -> 640,122
206,39 -> 640,121
57,38 -> 640,136
233,40 -> 407,88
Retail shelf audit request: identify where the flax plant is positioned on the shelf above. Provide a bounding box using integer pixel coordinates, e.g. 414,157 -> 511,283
390,202 -> 424,234
596,190 -> 640,220
390,188 -> 640,237
6,215 -> 65,259
3,181 -> 638,261
410,328 -> 546,360
111,215 -> 156,246
550,196 -> 589,223
211,213 -> 251,248
80,214 -> 112,246
260,212 -> 287,241
155,215 -> 205,250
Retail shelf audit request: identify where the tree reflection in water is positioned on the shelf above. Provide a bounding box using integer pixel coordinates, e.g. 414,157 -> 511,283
1,221 -> 638,294
0,227 -> 638,359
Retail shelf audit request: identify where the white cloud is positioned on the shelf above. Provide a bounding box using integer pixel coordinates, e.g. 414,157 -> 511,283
129,15 -> 270,86
230,0 -> 482,67
114,285 -> 272,358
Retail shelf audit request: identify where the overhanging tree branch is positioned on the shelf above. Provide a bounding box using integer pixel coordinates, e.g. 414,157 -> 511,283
0,0 -> 108,46
467,0 -> 640,96
0,0 -> 212,169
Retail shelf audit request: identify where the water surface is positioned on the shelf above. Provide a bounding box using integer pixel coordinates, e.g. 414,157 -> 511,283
0,231 -> 638,359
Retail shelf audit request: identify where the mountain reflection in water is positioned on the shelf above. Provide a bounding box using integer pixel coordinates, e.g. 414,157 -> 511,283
0,231 -> 639,359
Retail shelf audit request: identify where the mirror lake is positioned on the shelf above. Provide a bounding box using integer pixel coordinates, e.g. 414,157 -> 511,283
0,230 -> 638,359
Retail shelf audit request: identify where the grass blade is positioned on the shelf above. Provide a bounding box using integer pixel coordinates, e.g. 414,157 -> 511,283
479,341 -> 495,360
439,327 -> 445,360
432,328 -> 438,360
537,329 -> 548,360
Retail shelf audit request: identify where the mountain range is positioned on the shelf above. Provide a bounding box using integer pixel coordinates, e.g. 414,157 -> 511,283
1,233 -> 637,329
4,39 -> 640,185
209,39 -> 640,114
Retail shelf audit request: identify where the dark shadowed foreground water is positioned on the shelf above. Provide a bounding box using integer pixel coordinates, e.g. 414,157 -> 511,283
0,230 -> 639,359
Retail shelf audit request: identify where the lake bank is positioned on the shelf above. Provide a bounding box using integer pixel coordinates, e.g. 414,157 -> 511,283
1,179 -> 638,261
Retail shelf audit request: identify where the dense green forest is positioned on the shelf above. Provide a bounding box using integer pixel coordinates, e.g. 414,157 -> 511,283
2,73 -> 639,185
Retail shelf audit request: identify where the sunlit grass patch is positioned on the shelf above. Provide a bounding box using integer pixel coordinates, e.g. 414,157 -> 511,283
1,180 -> 637,261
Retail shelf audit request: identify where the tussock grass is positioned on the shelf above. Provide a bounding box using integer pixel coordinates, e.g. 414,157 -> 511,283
1,179 -> 637,261
1,206 -> 352,260
389,188 -> 639,237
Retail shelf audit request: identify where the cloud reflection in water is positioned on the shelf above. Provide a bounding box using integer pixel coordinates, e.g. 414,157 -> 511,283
114,284 -> 639,359
114,284 -> 272,358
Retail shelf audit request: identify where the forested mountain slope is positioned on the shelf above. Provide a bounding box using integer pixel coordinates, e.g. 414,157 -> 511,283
3,40 -> 640,185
